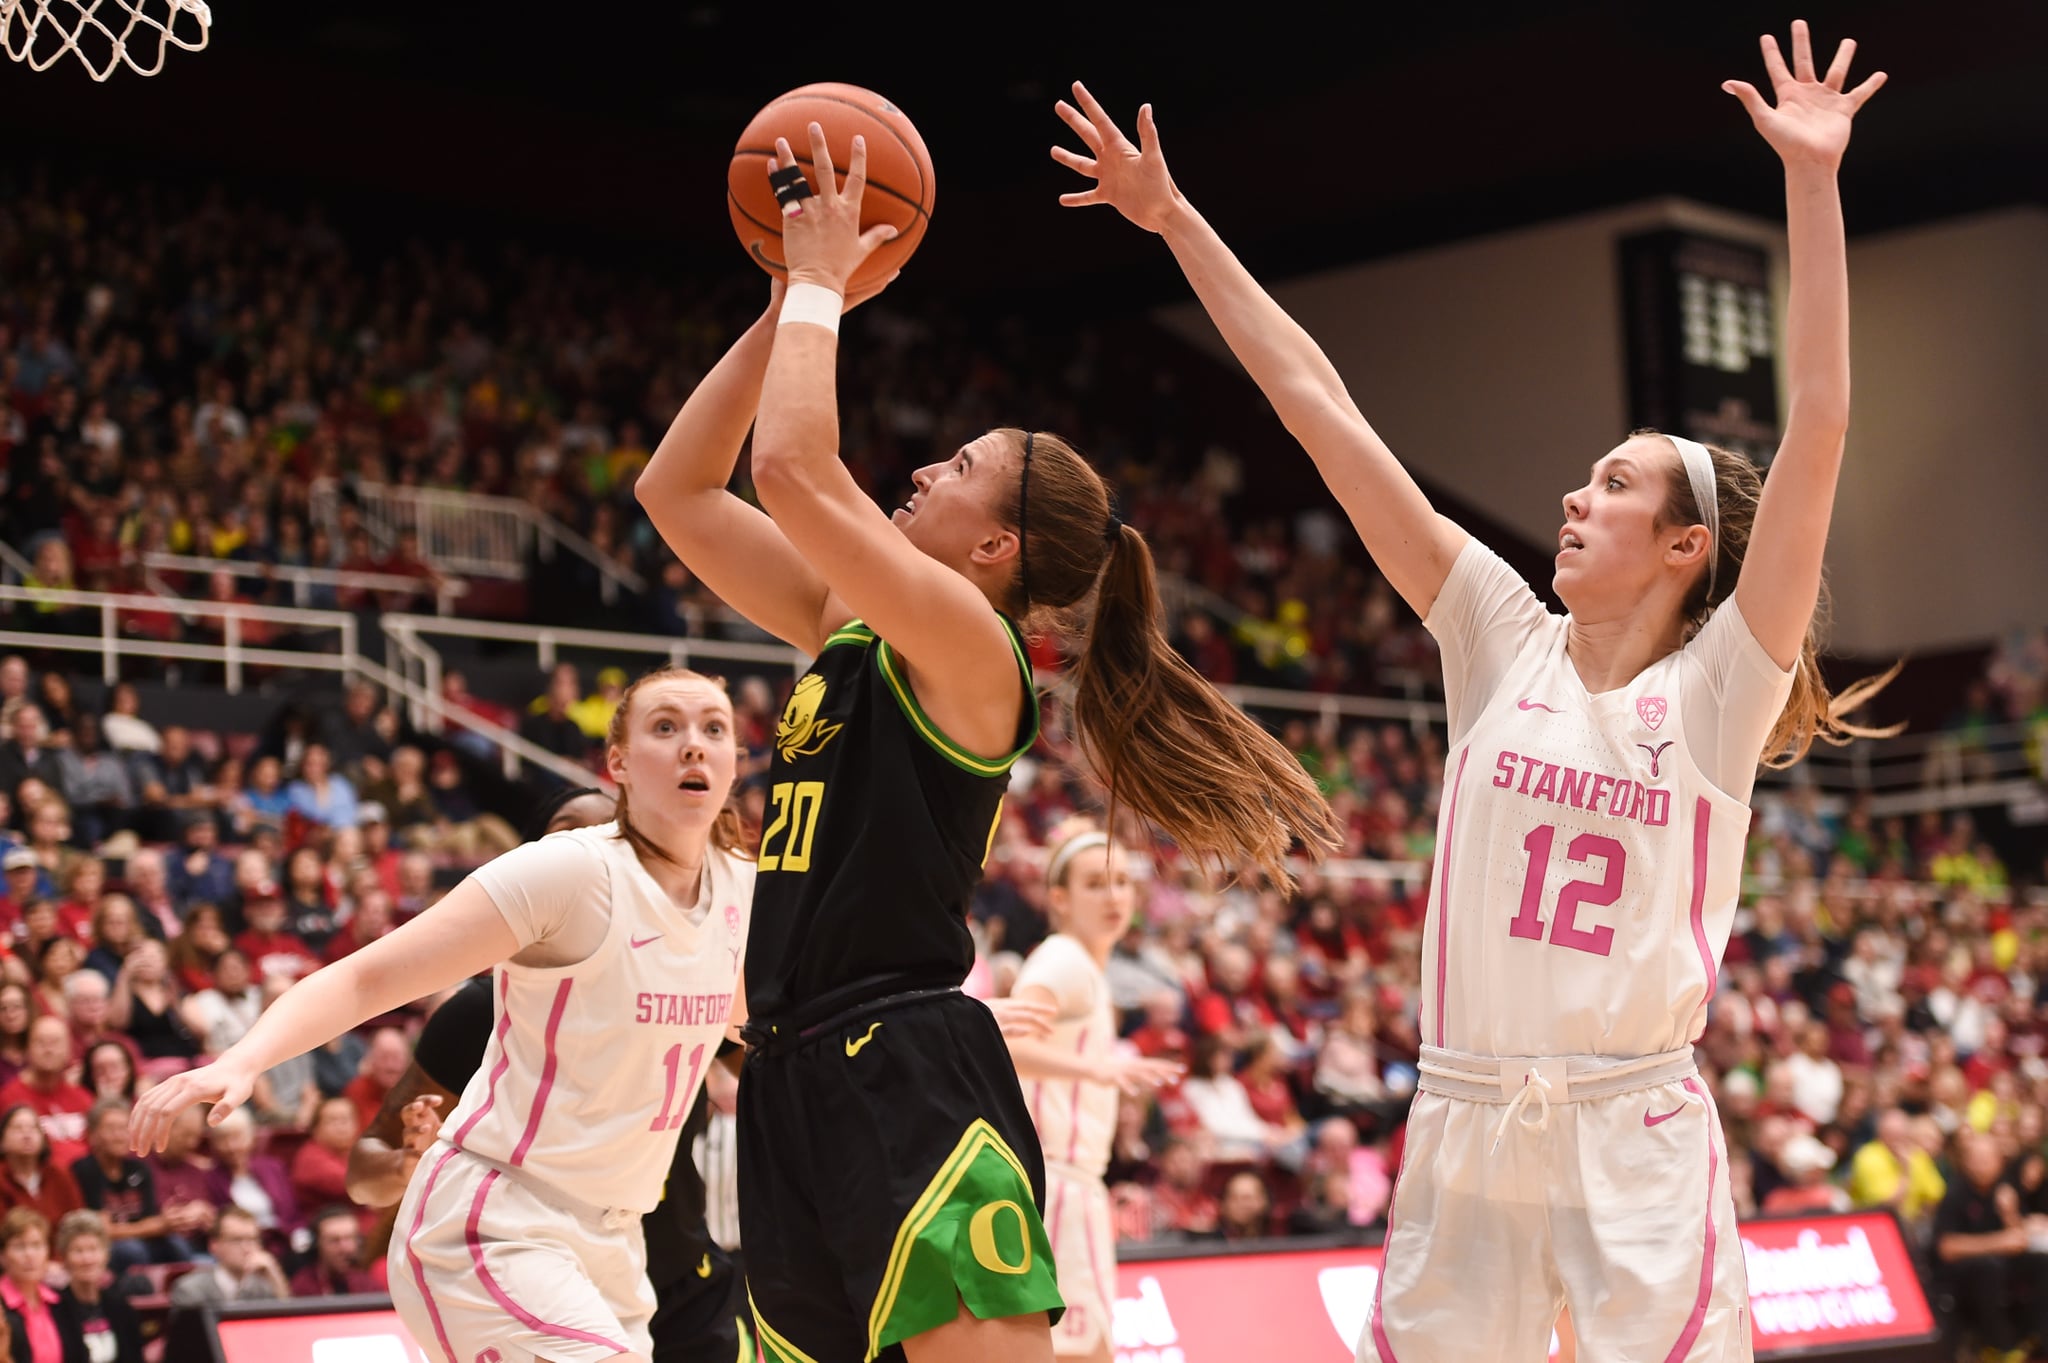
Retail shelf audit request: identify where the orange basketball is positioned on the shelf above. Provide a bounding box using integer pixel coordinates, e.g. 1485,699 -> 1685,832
728,83 -> 935,293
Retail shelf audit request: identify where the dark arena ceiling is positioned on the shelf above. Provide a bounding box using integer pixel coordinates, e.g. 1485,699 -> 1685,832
7,0 -> 2045,308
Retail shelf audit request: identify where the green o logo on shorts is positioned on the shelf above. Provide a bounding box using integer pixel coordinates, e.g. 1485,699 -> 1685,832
967,1200 -> 1033,1276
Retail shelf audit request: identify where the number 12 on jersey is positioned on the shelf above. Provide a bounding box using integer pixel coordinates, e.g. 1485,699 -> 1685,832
1507,825 -> 1623,956
759,780 -> 824,872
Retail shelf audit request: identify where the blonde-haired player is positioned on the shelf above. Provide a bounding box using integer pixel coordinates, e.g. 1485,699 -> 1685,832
1006,822 -> 1183,1363
132,667 -> 753,1363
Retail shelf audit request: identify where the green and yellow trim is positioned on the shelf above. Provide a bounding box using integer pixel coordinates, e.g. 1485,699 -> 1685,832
822,619 -> 877,652
875,618 -> 1040,777
865,1118 -> 1037,1361
750,1287 -> 821,1363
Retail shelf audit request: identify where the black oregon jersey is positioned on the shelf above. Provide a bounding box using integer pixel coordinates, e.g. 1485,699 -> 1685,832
745,616 -> 1038,1026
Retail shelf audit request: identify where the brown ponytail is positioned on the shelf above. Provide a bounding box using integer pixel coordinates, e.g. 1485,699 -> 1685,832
1000,429 -> 1340,885
604,664 -> 753,864
1649,432 -> 1902,768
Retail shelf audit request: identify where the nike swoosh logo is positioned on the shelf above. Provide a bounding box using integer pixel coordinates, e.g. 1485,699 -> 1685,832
696,1253 -> 712,1279
845,1021 -> 883,1058
1643,1104 -> 1687,1127
1517,698 -> 1563,714
630,934 -> 662,950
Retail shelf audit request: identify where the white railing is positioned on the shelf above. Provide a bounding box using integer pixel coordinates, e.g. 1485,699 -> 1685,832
0,541 -> 33,587
377,614 -> 811,737
308,480 -> 644,603
141,552 -> 469,616
0,585 -> 357,691
0,587 -> 598,788
1753,717 -> 2042,816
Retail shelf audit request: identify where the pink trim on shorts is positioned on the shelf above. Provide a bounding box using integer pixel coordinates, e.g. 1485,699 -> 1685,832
1660,1077 -> 1720,1363
450,971 -> 514,1150
1065,1027 -> 1089,1165
509,977 -> 574,1167
1369,1186 -> 1407,1363
1083,1185 -> 1113,1324
404,1146 -> 463,1363
465,1169 -> 629,1354
1688,798 -> 1716,1004
1432,748 -> 1470,1048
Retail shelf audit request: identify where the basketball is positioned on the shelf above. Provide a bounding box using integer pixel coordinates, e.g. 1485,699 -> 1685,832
728,82 -> 935,293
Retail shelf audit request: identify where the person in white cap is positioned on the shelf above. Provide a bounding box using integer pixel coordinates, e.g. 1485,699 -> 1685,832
1060,18 -> 1893,1362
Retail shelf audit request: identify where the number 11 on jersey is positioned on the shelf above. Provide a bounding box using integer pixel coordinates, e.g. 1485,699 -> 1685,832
650,1042 -> 706,1131
1506,824 -> 1624,956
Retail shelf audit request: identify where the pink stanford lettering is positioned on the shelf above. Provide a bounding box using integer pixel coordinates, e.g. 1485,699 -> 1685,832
1492,749 -> 1670,827
633,992 -> 733,1027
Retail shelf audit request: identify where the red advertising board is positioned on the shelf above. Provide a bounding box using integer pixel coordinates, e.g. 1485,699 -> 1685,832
1110,1211 -> 1935,1362
204,1212 -> 1934,1363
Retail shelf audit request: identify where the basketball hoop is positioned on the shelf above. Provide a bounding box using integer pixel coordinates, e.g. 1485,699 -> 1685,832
0,0 -> 210,81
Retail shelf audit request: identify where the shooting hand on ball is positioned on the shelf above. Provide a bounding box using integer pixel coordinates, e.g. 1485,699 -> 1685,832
771,124 -> 900,297
1052,82 -> 1184,235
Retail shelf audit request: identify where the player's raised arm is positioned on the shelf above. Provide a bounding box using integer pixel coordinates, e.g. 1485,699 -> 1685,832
1053,82 -> 1466,619
635,274 -> 892,655
1721,20 -> 1884,667
748,124 -> 1029,759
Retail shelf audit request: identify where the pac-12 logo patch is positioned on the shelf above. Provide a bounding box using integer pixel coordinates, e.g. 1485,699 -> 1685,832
1636,696 -> 1668,731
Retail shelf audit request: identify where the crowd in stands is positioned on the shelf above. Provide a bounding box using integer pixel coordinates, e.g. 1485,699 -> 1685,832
0,169 -> 1437,699
8,163 -> 2048,1353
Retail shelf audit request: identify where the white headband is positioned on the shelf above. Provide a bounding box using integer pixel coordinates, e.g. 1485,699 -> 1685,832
1665,434 -> 1719,599
1045,832 -> 1111,887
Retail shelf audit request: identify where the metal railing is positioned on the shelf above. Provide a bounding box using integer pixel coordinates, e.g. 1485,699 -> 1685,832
0,585 -> 357,691
1753,718 -> 2042,817
0,587 -> 598,788
141,552 -> 469,616
308,480 -> 644,603
377,614 -> 811,737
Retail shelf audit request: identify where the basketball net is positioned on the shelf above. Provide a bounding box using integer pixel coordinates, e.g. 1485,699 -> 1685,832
0,0 -> 209,81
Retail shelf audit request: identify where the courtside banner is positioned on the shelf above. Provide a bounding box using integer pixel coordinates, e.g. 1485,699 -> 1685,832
1113,1210 -> 1935,1362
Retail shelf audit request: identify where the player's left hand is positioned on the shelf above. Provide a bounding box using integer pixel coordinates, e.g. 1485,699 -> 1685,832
1723,20 -> 1884,168
1052,83 -> 1185,235
771,124 -> 900,298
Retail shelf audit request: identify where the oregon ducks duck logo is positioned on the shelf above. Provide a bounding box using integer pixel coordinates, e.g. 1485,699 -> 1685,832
776,674 -> 842,761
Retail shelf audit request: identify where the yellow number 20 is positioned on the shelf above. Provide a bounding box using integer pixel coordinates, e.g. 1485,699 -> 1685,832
759,781 -> 825,872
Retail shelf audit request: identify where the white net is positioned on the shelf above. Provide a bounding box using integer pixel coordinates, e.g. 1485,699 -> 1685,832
0,0 -> 209,81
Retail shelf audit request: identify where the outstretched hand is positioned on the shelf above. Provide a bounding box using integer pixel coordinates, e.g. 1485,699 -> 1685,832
1723,19 -> 1884,167
130,1058 -> 254,1154
1051,82 -> 1183,234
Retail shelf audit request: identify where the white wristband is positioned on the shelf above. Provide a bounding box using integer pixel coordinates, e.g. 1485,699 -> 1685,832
778,282 -> 843,335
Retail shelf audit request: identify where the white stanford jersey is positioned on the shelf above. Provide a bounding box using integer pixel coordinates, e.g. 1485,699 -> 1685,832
1421,541 -> 1793,1059
442,825 -> 753,1213
1016,933 -> 1117,1177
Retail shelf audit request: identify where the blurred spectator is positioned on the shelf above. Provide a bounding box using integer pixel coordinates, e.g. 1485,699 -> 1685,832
107,941 -> 199,1065
55,1209 -> 146,1363
1782,1021 -> 1845,1127
289,1097 -> 359,1214
289,1205 -> 378,1298
322,890 -> 394,965
284,744 -> 357,833
79,1044 -> 136,1110
233,887 -> 319,986
0,708 -> 62,823
521,665 -> 590,765
0,988 -> 28,1091
69,1102 -> 189,1271
54,714 -> 133,850
181,950 -> 260,1058
202,1110 -> 298,1245
1848,1107 -> 1947,1228
0,1106 -> 83,1225
1148,1138 -> 1217,1239
128,726 -> 217,845
166,816 -> 235,920
342,1029 -> 410,1132
1180,1036 -> 1295,1166
118,851 -> 177,941
0,1207 -> 86,1362
142,1108 -> 215,1246
1935,1129 -> 2048,1355
251,976 -> 319,1130
167,1206 -> 286,1310
0,1020 -> 93,1168
63,974 -> 138,1075
165,906 -> 229,994
1761,1133 -> 1848,1214
97,685 -> 158,758
1209,1169 -> 1273,1243
322,683 -> 395,788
